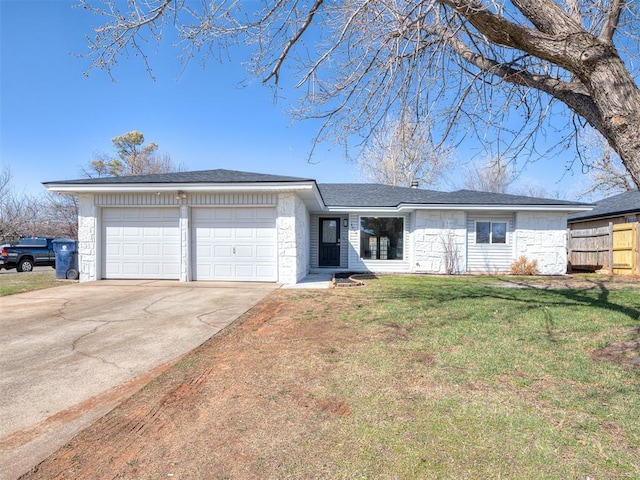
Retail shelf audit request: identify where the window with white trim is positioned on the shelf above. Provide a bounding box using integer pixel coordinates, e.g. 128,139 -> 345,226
476,221 -> 507,244
360,217 -> 404,260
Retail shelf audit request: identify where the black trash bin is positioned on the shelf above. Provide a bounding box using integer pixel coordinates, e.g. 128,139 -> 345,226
52,238 -> 79,280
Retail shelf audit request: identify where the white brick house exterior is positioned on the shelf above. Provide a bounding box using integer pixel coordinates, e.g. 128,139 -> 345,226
44,170 -> 591,284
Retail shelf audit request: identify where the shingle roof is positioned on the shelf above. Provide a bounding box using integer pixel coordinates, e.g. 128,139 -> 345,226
568,189 -> 640,222
44,168 -> 590,209
317,184 -> 585,208
43,169 -> 314,185
316,184 -> 444,207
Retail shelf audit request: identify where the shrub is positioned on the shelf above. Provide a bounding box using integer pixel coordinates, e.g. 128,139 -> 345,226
510,255 -> 539,275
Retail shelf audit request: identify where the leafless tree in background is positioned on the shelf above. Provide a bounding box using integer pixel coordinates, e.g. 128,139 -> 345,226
577,129 -> 634,199
78,0 -> 640,186
39,193 -> 79,239
0,166 -> 39,242
0,165 -> 79,241
358,112 -> 452,188
463,157 -> 516,193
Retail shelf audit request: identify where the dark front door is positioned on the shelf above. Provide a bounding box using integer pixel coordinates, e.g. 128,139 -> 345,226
319,218 -> 341,267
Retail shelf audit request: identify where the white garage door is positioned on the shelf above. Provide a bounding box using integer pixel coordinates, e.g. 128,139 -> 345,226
192,207 -> 277,281
102,208 -> 181,279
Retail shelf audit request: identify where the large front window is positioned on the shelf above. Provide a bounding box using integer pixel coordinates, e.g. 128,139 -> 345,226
360,217 -> 404,260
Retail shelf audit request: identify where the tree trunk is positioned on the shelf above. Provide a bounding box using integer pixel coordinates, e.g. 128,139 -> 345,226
582,50 -> 640,188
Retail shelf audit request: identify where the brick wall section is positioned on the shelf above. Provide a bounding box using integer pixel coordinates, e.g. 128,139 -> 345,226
413,210 -> 467,274
514,211 -> 568,275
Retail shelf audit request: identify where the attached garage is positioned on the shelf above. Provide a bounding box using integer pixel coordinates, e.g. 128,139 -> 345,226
102,207 -> 181,279
192,207 -> 277,281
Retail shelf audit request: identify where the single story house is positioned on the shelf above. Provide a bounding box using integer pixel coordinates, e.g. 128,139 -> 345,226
44,169 -> 592,284
568,189 -> 640,229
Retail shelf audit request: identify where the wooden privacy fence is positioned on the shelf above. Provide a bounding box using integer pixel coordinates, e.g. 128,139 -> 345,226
612,223 -> 637,274
567,222 -> 640,274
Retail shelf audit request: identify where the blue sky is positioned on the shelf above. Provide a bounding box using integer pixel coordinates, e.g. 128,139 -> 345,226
1,0 -> 592,199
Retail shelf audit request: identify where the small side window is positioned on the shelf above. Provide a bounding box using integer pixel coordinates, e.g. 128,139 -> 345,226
492,222 -> 507,243
476,222 -> 491,244
476,222 -> 507,244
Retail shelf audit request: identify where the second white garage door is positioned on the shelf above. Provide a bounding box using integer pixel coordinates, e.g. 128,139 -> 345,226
192,207 -> 277,281
103,208 -> 181,279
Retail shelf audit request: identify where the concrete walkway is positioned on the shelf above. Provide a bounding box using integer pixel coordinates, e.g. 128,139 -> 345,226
0,280 -> 277,480
282,273 -> 334,289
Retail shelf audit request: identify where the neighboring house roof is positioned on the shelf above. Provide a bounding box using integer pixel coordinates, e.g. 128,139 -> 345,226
568,189 -> 640,223
43,168 -> 592,213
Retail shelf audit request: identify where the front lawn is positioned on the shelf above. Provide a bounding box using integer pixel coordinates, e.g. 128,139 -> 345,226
0,270 -> 62,296
319,275 -> 640,478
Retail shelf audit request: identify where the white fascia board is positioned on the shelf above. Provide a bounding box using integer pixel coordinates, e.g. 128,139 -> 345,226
323,206 -> 402,213
323,204 -> 593,214
397,203 -> 594,213
45,181 -> 319,194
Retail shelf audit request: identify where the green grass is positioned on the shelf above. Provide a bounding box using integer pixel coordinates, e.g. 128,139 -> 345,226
278,276 -> 640,479
0,269 -> 63,296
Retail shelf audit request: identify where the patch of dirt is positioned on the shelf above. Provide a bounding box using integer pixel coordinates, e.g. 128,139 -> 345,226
591,327 -> 640,368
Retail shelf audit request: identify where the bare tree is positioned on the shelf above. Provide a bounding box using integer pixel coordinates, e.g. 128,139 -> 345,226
39,193 -> 79,239
0,165 -> 79,241
358,112 -> 452,188
79,1 -> 640,186
84,131 -> 182,177
463,157 -> 516,193
578,128 -> 634,198
0,166 -> 39,242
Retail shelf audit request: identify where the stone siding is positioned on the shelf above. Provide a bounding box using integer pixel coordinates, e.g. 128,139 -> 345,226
77,195 -> 98,282
293,194 -> 310,281
514,212 -> 568,275
413,210 -> 467,274
276,193 -> 300,284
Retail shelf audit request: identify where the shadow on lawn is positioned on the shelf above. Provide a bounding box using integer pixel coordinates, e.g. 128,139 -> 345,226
495,277 -> 640,323
357,276 -> 640,367
372,276 -> 640,324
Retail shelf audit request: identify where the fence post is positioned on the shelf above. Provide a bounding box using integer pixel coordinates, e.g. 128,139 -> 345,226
608,222 -> 614,274
567,227 -> 572,273
636,223 -> 640,275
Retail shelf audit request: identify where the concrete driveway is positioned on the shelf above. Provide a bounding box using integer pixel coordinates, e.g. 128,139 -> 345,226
0,280 -> 277,480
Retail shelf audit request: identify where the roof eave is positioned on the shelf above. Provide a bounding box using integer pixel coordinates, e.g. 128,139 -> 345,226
323,204 -> 594,213
568,208 -> 640,223
44,181 -> 317,194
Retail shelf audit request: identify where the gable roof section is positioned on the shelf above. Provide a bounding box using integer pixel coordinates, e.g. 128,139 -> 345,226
44,169 -> 314,185
317,184 -> 590,211
317,183 -> 444,207
44,169 -> 324,210
568,189 -> 640,223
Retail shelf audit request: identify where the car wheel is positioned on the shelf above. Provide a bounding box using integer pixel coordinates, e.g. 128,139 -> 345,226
17,259 -> 34,272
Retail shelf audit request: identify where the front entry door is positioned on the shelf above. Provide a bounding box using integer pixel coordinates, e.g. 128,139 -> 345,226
319,218 -> 341,267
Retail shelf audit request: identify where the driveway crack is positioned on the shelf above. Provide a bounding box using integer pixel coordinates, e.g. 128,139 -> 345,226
71,321 -> 124,370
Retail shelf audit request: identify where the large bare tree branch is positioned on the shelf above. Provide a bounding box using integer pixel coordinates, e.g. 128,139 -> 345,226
599,0 -> 625,42
78,0 -> 640,187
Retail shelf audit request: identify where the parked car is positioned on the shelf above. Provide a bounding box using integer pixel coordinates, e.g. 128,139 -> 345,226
0,237 -> 56,272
